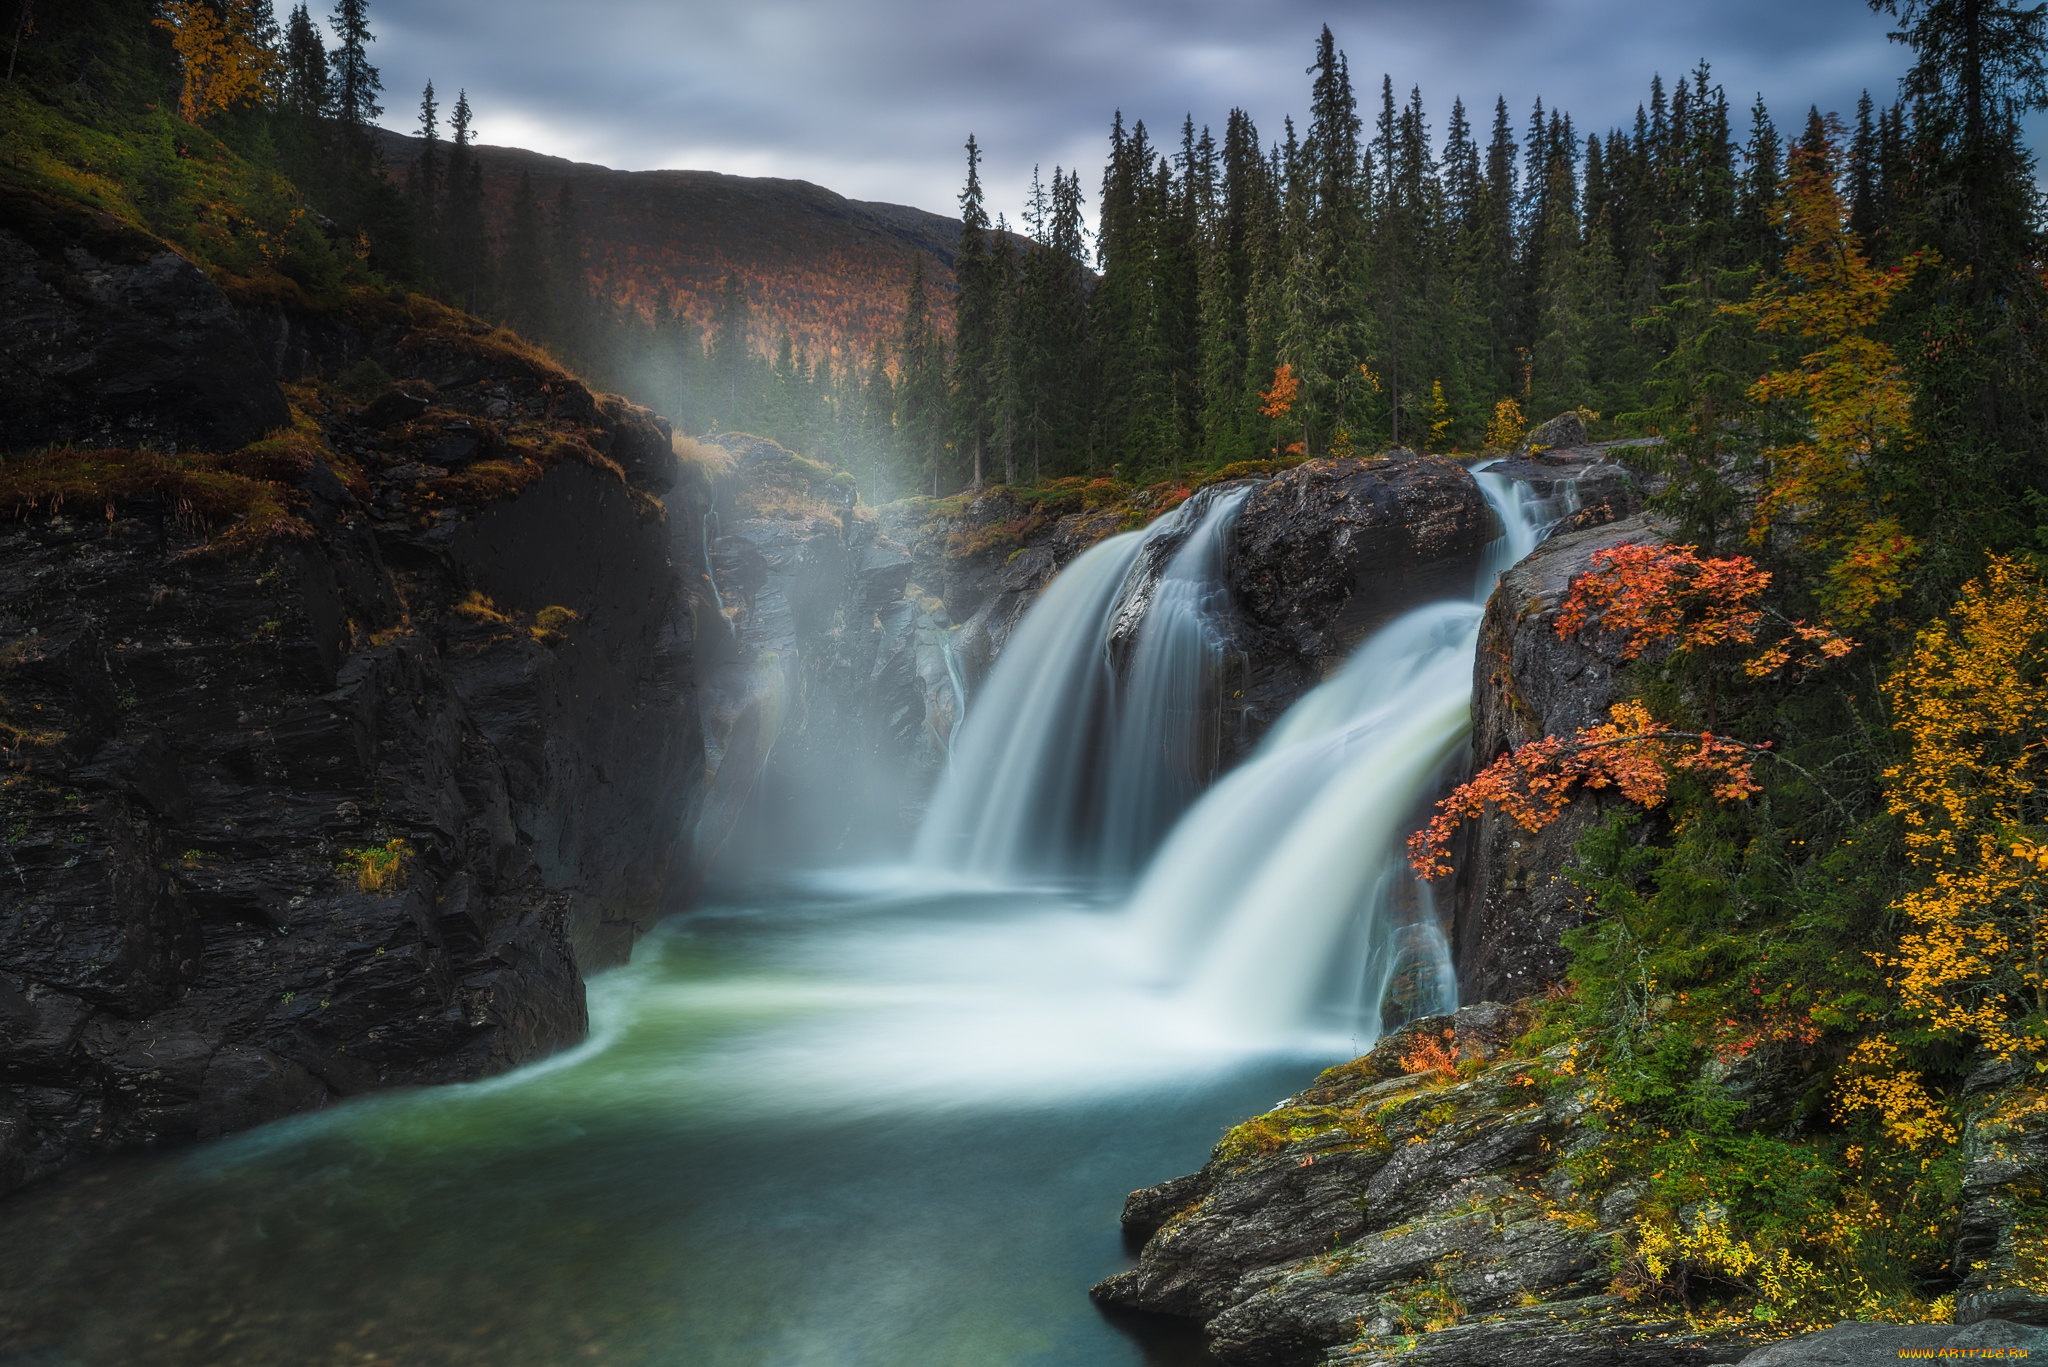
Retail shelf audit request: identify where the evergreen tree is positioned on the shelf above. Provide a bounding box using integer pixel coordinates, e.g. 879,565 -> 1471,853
951,135 -> 998,487
278,4 -> 328,121
709,274 -> 756,428
895,255 -> 948,493
325,0 -> 378,142
442,89 -> 489,313
407,80 -> 441,276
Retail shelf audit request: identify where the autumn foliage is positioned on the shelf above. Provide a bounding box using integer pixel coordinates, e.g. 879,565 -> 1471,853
1731,122 -> 1929,623
1830,559 -> 2048,1144
1259,362 -> 1300,420
1554,542 -> 1854,677
1408,544 -> 1852,879
154,0 -> 280,124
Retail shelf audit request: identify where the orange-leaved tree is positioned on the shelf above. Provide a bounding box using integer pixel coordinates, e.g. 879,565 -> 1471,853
155,0 -> 280,124
1407,542 -> 1854,879
1836,558 -> 2048,1146
1728,118 -> 1929,624
1259,362 -> 1303,455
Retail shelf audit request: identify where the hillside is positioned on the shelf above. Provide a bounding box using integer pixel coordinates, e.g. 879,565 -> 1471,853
375,131 -> 968,363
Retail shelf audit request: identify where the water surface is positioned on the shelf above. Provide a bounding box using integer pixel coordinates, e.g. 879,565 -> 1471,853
0,877 -> 1333,1367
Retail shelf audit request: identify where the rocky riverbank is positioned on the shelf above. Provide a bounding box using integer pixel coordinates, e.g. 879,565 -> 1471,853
1097,1002 -> 2048,1365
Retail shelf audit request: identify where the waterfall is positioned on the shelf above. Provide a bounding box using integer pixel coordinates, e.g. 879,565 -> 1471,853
912,462 -> 1553,1041
912,487 -> 1249,883
1123,466 -> 1550,1041
911,531 -> 1144,879
1098,487 -> 1250,878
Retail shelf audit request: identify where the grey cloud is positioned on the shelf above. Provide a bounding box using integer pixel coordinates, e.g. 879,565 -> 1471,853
369,0 -> 1927,224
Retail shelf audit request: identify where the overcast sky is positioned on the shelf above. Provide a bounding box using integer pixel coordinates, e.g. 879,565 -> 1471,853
366,0 -> 1921,228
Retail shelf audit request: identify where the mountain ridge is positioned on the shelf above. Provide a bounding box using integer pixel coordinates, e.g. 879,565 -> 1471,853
374,128 -> 970,363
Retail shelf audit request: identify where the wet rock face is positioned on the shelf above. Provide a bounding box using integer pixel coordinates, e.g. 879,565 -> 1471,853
686,435 -> 944,868
1229,453 -> 1493,663
1221,454 -> 1494,755
0,189 -> 290,453
1093,1003 -> 1759,1366
1454,511 -> 1667,1005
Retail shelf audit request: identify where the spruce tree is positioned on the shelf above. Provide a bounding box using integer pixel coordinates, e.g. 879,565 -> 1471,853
502,170 -> 549,336
279,5 -> 327,121
325,0 -> 379,142
951,135 -> 998,487
442,89 -> 489,313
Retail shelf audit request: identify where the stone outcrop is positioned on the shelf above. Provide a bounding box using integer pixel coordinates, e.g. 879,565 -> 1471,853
882,485 -> 1127,684
1731,1319 -> 2048,1364
1454,510 -> 1667,1003
0,203 -> 702,1194
1225,453 -> 1495,750
1950,1058 -> 2048,1326
1093,1003 -> 1762,1366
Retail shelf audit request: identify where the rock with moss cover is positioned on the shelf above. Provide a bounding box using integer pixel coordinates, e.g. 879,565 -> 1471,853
1950,1059 -> 2048,1326
1093,1003 -> 1760,1366
1733,1318 -> 2048,1364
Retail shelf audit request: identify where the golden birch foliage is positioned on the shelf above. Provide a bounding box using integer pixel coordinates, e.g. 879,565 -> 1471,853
1483,397 -> 1524,451
1843,559 -> 2048,1143
1732,127 -> 1928,624
154,0 -> 280,124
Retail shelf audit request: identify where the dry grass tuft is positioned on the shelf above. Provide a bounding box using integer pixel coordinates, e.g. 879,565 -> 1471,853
0,443 -> 312,555
674,433 -> 737,481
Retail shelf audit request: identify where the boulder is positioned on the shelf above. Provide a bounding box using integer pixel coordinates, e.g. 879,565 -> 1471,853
1522,410 -> 1589,452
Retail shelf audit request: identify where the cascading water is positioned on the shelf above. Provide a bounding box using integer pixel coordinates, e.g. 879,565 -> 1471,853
1122,465 -> 1553,1041
912,486 -> 1249,882
1098,486 -> 1249,878
910,531 -> 1143,878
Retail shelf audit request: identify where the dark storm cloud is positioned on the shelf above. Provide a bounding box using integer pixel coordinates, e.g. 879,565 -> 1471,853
368,0 -> 1909,225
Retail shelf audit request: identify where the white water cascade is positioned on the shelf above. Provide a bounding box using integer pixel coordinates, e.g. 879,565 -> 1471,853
1098,486 -> 1250,877
1127,467 -> 1554,1039
913,487 -> 1250,881
911,463 -> 1555,1044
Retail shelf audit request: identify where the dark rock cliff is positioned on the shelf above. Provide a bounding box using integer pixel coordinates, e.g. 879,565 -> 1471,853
0,192 -> 701,1194
1452,510 -> 1665,1004
0,189 -> 289,453
1226,452 -> 1494,753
